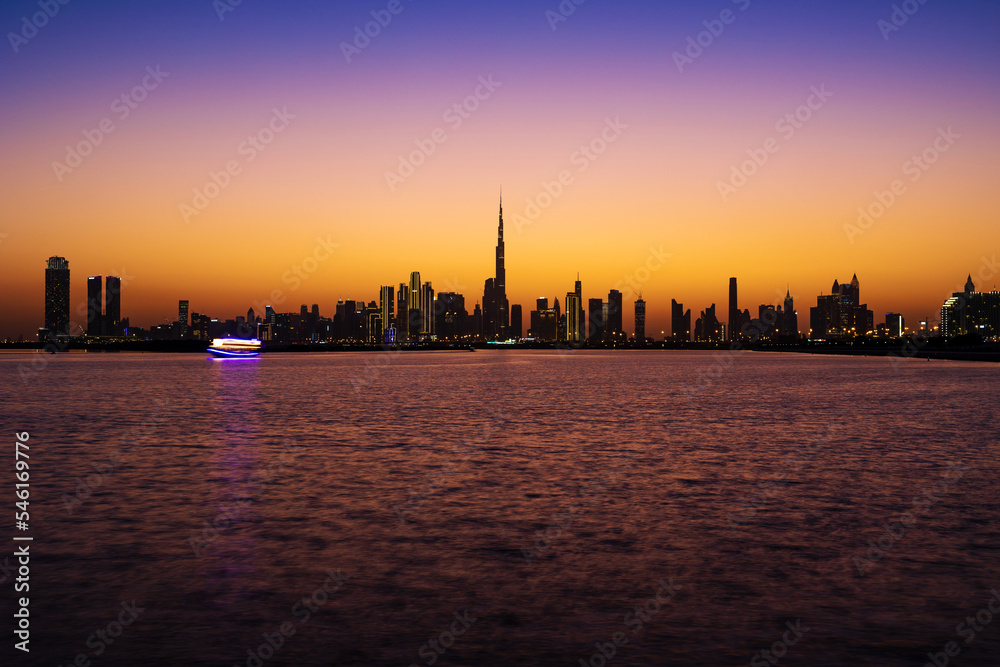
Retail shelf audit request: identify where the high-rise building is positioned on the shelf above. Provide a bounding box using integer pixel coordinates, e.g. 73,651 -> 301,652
566,292 -> 582,343
607,289 -> 623,339
420,281 -> 435,338
695,304 -> 722,342
941,274 -> 1000,339
510,304 -> 522,340
588,298 -> 604,342
380,285 -> 395,344
178,300 -> 189,339
87,275 -> 103,336
409,272 -> 422,340
781,289 -> 798,337
44,256 -> 70,337
435,292 -> 466,340
105,276 -> 121,336
396,283 -> 409,343
483,192 -> 509,340
809,274 -> 874,338
634,297 -> 646,342
671,299 -> 691,342
728,277 -> 739,342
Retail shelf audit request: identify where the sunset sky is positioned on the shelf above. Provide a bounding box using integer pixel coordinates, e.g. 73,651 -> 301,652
1,0 -> 998,338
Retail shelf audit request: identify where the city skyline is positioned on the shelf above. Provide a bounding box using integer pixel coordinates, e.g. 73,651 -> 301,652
27,238 -> 998,343
1,1 -> 998,339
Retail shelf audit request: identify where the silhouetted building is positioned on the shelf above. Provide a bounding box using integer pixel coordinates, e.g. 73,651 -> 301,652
380,286 -> 395,343
435,292 -> 466,340
396,283 -> 409,343
588,298 -> 604,342
471,303 -> 483,339
781,289 -> 798,337
607,289 -> 623,340
483,193 -> 509,340
941,274 -> 1000,339
510,304 -> 522,340
105,276 -> 121,336
809,274 -> 874,339
728,277 -> 739,342
885,312 -> 904,338
671,299 -> 691,342
178,300 -> 189,339
566,292 -> 582,343
634,297 -> 646,342
87,275 -> 102,336
409,272 -> 422,340
420,282 -> 434,339
44,256 -> 70,337
695,304 -> 721,342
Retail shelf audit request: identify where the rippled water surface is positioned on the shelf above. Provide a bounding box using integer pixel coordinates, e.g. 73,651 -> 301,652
1,350 -> 998,666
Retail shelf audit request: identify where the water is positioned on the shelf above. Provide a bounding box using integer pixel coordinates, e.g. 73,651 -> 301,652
1,350 -> 997,666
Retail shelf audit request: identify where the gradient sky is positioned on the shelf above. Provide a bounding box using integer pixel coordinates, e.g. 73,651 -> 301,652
1,0 -> 998,338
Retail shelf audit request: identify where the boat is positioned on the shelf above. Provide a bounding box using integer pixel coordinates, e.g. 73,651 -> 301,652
208,338 -> 262,358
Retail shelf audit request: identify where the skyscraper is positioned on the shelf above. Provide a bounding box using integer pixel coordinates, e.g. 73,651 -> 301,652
105,275 -> 121,336
178,300 -> 189,339
728,277 -> 738,342
809,274 -> 874,338
408,271 -> 422,340
588,298 -> 604,342
44,256 -> 70,337
510,304 -> 522,340
565,292 -> 582,343
380,285 -> 395,344
483,192 -> 509,340
634,296 -> 646,342
420,281 -> 434,338
87,275 -> 102,336
671,299 -> 691,342
396,283 -> 409,343
607,289 -> 623,339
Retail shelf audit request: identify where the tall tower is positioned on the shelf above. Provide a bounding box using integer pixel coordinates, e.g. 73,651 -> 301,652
728,277 -> 738,342
634,295 -> 646,342
178,300 -> 189,339
105,275 -> 121,336
44,256 -> 70,337
380,285 -> 395,344
495,189 -> 508,339
87,275 -> 103,336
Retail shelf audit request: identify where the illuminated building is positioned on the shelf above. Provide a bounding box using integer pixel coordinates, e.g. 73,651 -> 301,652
44,256 -> 70,337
